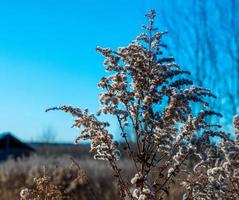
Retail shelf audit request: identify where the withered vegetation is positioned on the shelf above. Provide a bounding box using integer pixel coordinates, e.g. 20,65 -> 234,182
18,10 -> 239,200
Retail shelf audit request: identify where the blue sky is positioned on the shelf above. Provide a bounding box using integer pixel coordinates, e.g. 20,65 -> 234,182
0,0 -> 165,142
1,0 -> 233,142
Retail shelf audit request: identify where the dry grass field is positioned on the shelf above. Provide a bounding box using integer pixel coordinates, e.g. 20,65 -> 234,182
0,144 -> 184,200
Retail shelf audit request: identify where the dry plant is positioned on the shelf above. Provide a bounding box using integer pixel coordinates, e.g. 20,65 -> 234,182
47,10 -> 239,200
182,115 -> 239,199
9,155 -> 127,200
20,171 -> 63,200
19,160 -> 93,200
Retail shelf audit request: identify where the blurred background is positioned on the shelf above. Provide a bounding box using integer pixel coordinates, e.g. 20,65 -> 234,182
0,0 -> 238,143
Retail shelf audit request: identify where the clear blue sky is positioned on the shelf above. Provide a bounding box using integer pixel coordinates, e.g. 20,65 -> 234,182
1,0 -> 232,142
0,0 -> 166,142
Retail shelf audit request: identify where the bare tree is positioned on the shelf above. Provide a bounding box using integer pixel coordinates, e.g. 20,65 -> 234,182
159,0 -> 239,127
39,126 -> 57,143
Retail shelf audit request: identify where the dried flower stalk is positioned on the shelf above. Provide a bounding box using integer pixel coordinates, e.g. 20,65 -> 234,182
47,10 -> 239,200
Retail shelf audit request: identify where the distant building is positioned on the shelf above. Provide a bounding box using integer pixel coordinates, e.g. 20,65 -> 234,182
0,132 -> 34,161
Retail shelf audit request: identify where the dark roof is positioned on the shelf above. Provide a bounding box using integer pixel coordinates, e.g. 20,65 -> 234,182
0,132 -> 10,140
0,132 -> 34,151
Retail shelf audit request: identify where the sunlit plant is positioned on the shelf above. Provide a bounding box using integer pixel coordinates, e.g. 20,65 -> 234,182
47,10 -> 239,200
